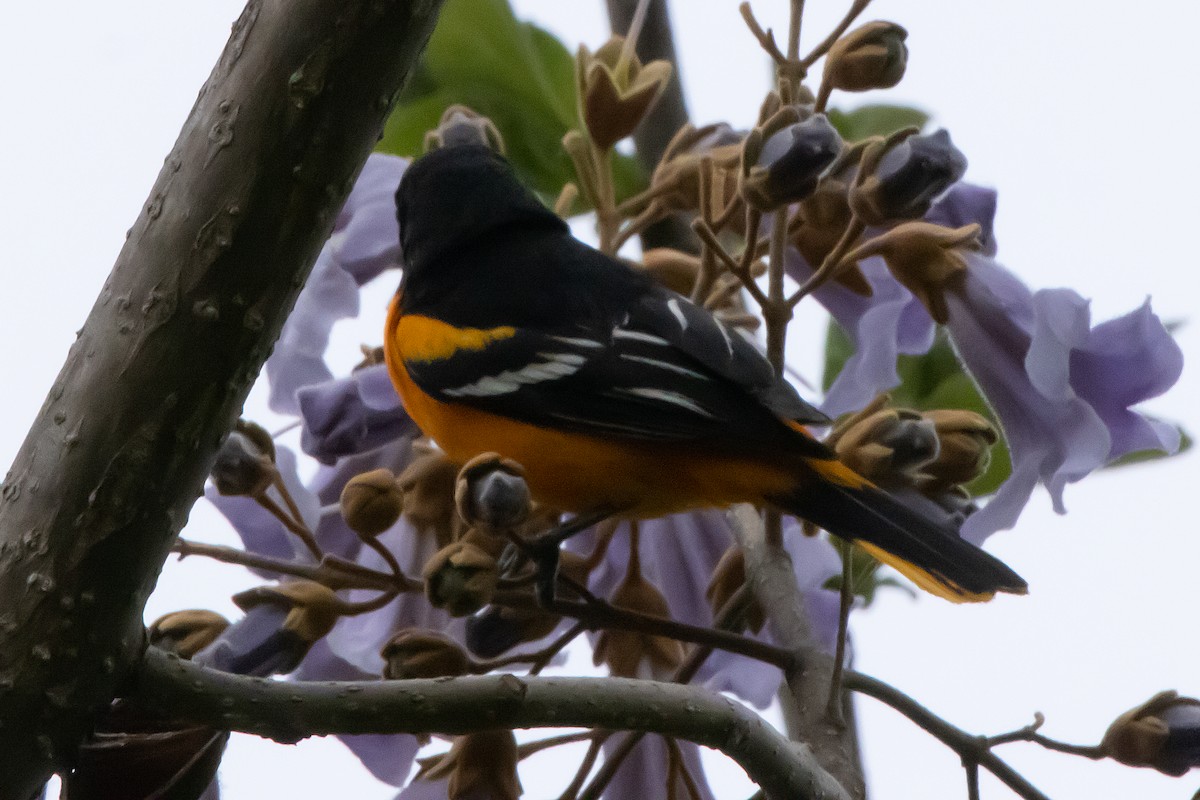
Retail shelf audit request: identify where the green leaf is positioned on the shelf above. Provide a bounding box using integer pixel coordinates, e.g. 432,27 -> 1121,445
826,104 -> 930,141
379,0 -> 645,204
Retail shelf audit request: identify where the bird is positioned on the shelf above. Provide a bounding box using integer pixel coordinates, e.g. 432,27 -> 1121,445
384,143 -> 1027,603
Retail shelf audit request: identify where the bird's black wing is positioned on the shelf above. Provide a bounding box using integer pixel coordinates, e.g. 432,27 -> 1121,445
400,286 -> 828,456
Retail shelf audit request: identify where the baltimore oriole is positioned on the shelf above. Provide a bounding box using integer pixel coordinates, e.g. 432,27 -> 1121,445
384,144 -> 1027,602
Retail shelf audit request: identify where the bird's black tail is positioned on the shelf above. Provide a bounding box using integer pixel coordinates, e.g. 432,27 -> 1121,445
776,457 -> 1028,603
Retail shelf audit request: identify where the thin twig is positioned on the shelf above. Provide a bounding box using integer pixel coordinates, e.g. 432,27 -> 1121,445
692,219 -> 770,306
171,538 -> 396,591
254,491 -> 322,561
473,622 -> 588,675
844,670 -> 1052,800
826,554 -> 854,725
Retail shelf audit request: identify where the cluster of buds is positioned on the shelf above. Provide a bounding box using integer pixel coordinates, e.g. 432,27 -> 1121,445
423,453 -> 541,619
827,397 -> 998,517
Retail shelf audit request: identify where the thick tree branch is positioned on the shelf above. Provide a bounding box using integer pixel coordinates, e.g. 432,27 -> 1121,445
0,0 -> 443,793
134,648 -> 850,800
728,504 -> 866,799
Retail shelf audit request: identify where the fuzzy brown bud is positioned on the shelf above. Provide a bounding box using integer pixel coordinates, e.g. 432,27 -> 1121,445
425,105 -> 506,153
465,551 -> 591,657
647,123 -> 743,217
836,221 -> 981,323
1101,691 -> 1200,776
833,408 -> 939,488
148,610 -> 230,658
851,129 -> 967,225
455,453 -> 532,531
398,444 -> 462,546
340,468 -> 404,538
706,547 -> 765,633
920,410 -> 998,493
594,572 -> 683,678
417,730 -> 523,800
577,37 -> 673,151
743,114 -> 842,210
381,629 -> 471,679
210,422 -> 276,496
232,580 -> 343,646
823,21 -> 908,94
423,540 -> 500,617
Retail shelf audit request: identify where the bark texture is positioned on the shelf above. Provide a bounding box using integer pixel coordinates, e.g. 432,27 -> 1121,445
0,0 -> 443,793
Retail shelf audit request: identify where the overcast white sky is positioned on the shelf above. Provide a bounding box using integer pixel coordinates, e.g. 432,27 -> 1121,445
1,1 -> 1197,798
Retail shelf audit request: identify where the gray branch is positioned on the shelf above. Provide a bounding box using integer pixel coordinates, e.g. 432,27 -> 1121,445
135,648 -> 851,800
0,0 -> 444,793
728,504 -> 866,799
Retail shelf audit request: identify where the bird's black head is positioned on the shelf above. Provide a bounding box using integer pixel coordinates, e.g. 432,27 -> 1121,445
395,145 -> 567,279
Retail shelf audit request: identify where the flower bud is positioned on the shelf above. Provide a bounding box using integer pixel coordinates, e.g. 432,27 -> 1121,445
417,730 -> 523,800
822,21 -> 908,94
851,129 -> 967,225
1102,691 -> 1200,776
836,221 -> 981,323
423,540 -> 500,617
833,408 -> 940,488
340,468 -> 404,538
381,629 -> 471,679
234,581 -> 342,647
705,547 -> 765,633
398,444 -> 462,546
464,551 -> 591,657
594,572 -> 683,678
148,610 -> 230,659
455,453 -> 532,531
577,36 -> 673,150
424,104 -> 505,153
641,248 -> 701,295
647,123 -> 743,216
210,421 -> 276,496
744,114 -> 842,210
920,410 -> 998,493
215,581 -> 344,675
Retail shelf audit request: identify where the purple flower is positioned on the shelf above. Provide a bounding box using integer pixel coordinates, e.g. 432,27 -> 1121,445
266,154 -> 407,414
599,734 -> 717,800
298,364 -> 416,465
789,183 -> 996,417
947,256 -> 1182,541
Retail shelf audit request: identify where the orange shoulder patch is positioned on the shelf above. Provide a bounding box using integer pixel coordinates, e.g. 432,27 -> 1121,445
393,314 -> 516,363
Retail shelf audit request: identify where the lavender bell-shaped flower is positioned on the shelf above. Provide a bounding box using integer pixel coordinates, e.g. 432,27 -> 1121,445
838,204 -> 1182,541
946,254 -> 1182,540
266,153 -> 407,414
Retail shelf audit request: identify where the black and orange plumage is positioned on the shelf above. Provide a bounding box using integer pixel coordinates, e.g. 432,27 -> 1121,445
385,144 -> 1026,602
